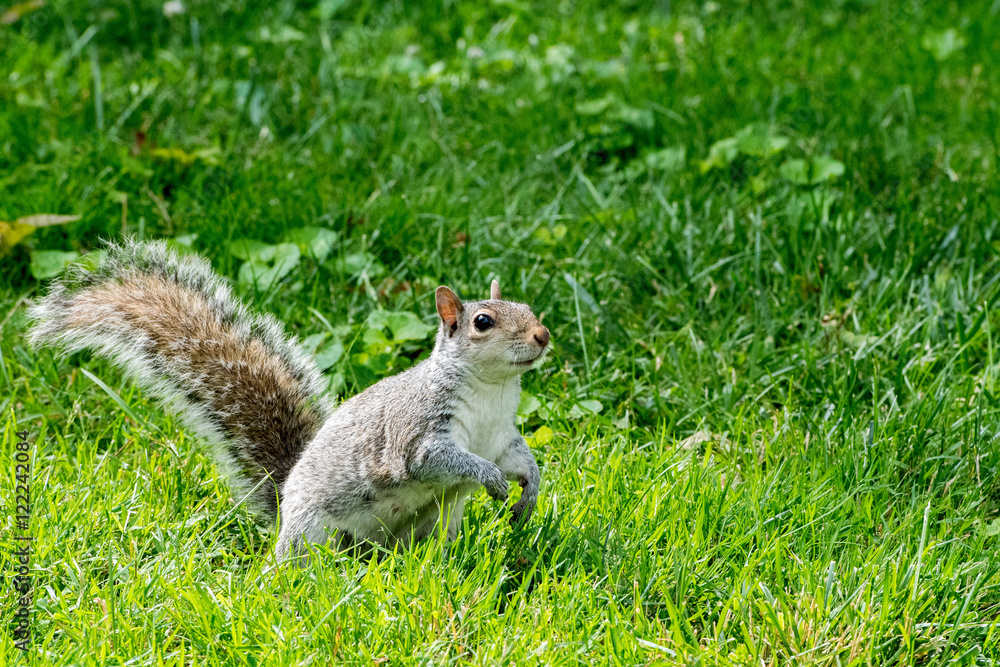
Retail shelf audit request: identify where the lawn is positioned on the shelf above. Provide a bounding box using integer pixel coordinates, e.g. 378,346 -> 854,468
2,0 -> 999,664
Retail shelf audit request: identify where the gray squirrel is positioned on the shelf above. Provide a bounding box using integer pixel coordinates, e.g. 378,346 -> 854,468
27,239 -> 550,559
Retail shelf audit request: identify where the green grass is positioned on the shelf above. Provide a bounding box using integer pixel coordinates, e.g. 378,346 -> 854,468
2,0 -> 1000,663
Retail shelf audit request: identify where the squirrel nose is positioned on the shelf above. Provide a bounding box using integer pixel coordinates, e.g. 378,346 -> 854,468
533,327 -> 550,348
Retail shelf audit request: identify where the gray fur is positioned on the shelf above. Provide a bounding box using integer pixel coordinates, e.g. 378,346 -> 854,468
276,289 -> 549,558
27,240 -> 550,561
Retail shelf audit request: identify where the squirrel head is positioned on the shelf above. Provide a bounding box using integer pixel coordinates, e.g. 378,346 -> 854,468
434,280 -> 550,383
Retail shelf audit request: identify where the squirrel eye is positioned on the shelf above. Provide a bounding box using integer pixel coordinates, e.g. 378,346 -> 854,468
473,314 -> 494,331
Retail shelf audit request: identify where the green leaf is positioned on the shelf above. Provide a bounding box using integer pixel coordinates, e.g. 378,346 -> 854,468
316,0 -> 349,19
333,251 -> 383,276
702,124 -> 788,172
272,242 -> 302,267
383,55 -> 426,75
165,233 -> 199,256
811,155 -> 845,183
229,239 -> 273,261
611,104 -> 654,131
576,95 -> 653,130
366,310 -> 391,330
150,146 -> 220,166
525,425 -> 554,447
237,243 -> 301,290
384,312 -> 434,341
575,95 -> 616,115
701,137 -> 739,171
30,250 -> 80,280
258,25 -> 307,44
779,158 -> 810,184
644,146 -> 686,172
314,338 -> 345,371
734,123 -> 789,157
368,310 -> 434,342
569,399 -> 604,418
780,155 -> 845,185
362,325 -> 390,348
285,227 -> 339,262
300,333 -> 328,355
76,250 -> 107,272
517,393 -> 542,417
921,28 -> 965,61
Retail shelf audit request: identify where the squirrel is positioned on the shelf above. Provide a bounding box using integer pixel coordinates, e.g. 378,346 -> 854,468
27,239 -> 550,559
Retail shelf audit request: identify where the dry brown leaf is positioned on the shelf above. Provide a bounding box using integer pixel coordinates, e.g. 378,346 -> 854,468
0,213 -> 81,257
16,214 -> 82,227
1,0 -> 46,25
678,431 -> 713,450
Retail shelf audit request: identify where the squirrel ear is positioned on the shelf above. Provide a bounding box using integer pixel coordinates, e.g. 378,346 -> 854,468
435,286 -> 462,334
490,279 -> 501,300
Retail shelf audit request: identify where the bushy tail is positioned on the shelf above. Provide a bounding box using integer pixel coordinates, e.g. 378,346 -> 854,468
27,239 -> 331,522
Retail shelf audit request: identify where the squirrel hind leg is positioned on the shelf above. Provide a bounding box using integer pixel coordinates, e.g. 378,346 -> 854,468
444,493 -> 468,541
274,494 -> 374,562
274,503 -> 336,563
398,489 -> 469,547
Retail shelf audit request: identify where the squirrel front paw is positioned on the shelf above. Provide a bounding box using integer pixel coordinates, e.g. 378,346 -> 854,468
480,462 -> 509,502
509,476 -> 538,526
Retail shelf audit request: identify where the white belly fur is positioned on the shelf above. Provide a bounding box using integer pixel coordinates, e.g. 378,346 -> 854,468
449,377 -> 520,462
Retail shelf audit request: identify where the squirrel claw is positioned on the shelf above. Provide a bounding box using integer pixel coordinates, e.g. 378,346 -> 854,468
509,496 -> 535,526
508,472 -> 538,526
509,504 -> 531,526
482,463 -> 509,502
